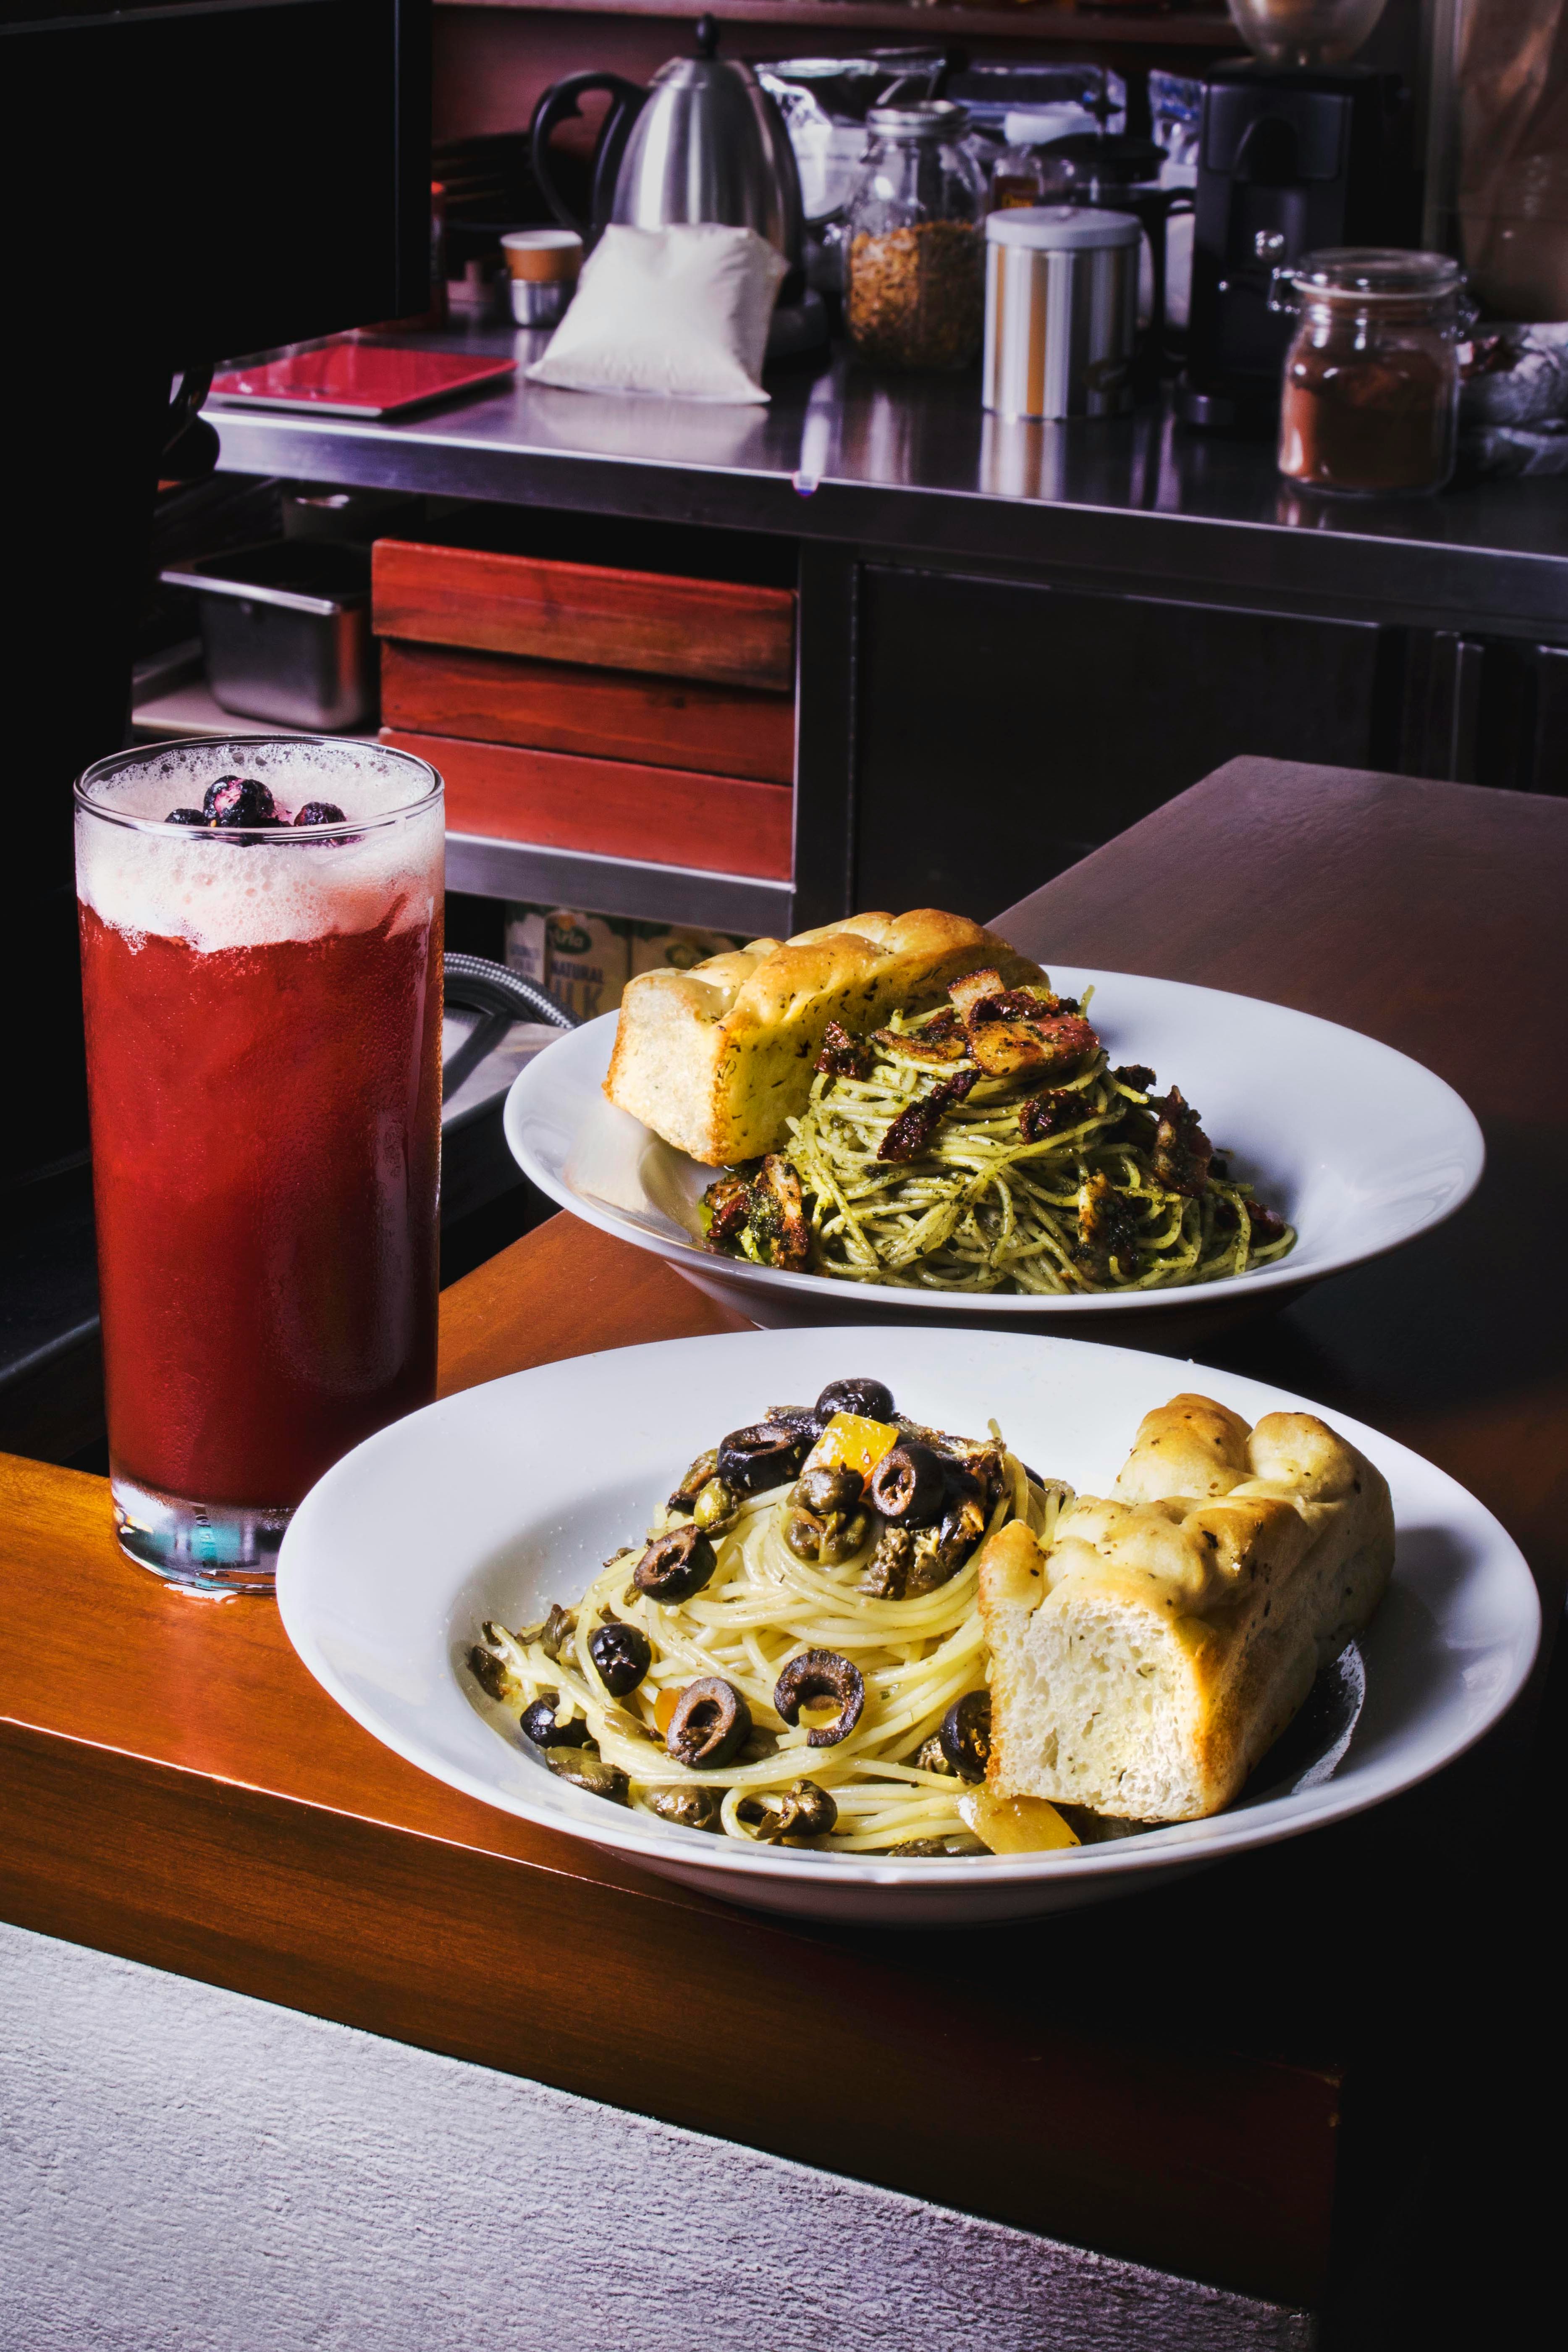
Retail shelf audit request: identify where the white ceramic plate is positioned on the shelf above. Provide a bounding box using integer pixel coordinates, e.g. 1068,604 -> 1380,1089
277,1327 -> 1538,1927
503,968 -> 1484,1329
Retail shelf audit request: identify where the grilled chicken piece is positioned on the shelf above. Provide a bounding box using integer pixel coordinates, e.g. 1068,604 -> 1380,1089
1151,1087 -> 1213,1197
947,969 -> 1099,1081
702,1168 -> 756,1249
1074,1168 -> 1141,1284
872,1009 -> 969,1065
751,1154 -> 811,1269
877,1071 -> 977,1163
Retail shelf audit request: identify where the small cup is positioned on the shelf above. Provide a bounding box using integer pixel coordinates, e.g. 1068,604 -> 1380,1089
510,275 -> 574,328
501,229 -> 583,284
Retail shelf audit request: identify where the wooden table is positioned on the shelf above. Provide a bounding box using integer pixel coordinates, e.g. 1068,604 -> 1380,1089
3,758 -> 1564,2331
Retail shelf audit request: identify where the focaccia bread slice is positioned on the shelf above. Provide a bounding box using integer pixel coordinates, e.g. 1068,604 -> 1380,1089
603,909 -> 1044,1165
977,1393 -> 1395,1822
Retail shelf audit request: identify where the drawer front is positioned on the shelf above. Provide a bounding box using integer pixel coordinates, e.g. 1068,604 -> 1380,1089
373,540 -> 796,692
383,729 -> 793,881
380,640 -> 795,786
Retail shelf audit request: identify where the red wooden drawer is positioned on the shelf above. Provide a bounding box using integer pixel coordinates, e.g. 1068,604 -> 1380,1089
380,640 -> 795,786
372,540 -> 796,693
383,729 -> 793,881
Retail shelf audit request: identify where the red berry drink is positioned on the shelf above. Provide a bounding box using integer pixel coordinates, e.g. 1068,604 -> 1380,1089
75,739 -> 444,1592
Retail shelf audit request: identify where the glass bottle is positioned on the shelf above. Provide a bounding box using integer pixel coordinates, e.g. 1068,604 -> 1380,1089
1269,249 -> 1474,496
845,101 -> 987,372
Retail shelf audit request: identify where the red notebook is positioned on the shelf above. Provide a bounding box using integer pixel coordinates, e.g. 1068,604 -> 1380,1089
209,339 -> 517,419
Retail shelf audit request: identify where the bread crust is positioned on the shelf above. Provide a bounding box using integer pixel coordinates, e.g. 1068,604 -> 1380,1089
978,1395 -> 1395,1821
603,909 -> 1045,1165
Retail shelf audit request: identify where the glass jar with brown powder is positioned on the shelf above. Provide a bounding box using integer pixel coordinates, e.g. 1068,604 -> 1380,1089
1269,250 -> 1474,497
845,102 -> 987,372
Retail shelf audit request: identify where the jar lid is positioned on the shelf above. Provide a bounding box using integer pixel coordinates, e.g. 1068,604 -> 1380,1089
985,205 -> 1142,252
867,99 -> 970,139
1001,104 -> 1099,149
1287,248 -> 1466,302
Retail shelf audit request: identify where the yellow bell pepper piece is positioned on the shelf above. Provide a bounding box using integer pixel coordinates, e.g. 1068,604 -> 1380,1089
804,1413 -> 902,1481
960,1788 -> 1080,1854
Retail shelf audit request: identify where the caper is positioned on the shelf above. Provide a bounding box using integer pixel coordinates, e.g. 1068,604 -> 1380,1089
860,1523 -> 912,1599
538,1603 -> 577,1664
819,1510 -> 870,1566
784,1507 -> 826,1562
912,1734 -> 956,1777
797,1463 -> 865,1518
646,1785 -> 723,1833
692,1476 -> 739,1534
587,1619 -> 653,1697
668,1448 -> 719,1513
887,1831 -> 989,1857
467,1643 -> 511,1703
939,1690 -> 992,1783
545,1749 -> 630,1804
775,1780 -> 838,1841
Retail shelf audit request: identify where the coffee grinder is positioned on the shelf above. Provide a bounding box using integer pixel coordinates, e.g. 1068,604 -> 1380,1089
1178,3 -> 1418,427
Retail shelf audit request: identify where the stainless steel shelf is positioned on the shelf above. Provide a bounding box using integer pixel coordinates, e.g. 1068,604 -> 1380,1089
445,832 -> 791,933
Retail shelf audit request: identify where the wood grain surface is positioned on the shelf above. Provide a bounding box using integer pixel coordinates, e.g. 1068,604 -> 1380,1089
372,539 -> 796,692
4,757 -> 1563,2314
380,639 -> 796,784
379,727 -> 794,879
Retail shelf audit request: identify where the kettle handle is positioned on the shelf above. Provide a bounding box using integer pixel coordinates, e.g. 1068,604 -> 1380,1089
530,72 -> 647,241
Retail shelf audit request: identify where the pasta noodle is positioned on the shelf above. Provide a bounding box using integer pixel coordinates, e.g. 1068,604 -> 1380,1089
474,1423 -> 1070,1855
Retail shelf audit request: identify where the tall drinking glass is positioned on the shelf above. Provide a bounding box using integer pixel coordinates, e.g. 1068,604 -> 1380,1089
75,737 -> 444,1594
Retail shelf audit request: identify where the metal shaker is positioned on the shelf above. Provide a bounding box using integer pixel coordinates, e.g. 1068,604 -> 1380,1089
983,207 -> 1141,421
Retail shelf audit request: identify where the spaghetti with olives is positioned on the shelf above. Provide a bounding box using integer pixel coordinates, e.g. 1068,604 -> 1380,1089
471,1398 -> 1070,1856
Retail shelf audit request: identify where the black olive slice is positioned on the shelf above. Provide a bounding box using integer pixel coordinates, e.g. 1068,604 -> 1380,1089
587,1620 -> 653,1697
773,1649 -> 866,1748
939,1690 -> 992,1783
868,1440 -> 947,1527
814,1377 -> 895,1425
520,1695 -> 592,1750
633,1522 -> 718,1601
716,1421 -> 810,1494
665,1676 -> 752,1769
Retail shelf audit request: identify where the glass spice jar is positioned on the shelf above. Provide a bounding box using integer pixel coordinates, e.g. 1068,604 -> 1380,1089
845,101 -> 987,372
1268,249 -> 1475,497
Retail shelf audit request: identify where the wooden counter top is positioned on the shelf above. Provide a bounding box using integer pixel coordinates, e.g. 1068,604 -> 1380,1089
3,757 -> 1564,2317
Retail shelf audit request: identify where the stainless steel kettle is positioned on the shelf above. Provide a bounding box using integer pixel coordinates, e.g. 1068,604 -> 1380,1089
530,15 -> 803,267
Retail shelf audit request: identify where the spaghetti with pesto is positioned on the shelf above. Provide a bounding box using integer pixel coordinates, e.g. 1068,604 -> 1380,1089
700,971 -> 1296,1296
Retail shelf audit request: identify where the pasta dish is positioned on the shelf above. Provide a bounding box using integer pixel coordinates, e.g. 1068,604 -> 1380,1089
469,1376 -> 1075,1857
698,969 -> 1295,1295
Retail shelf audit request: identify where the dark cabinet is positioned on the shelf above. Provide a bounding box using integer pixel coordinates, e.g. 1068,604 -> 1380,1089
852,565 -> 1397,918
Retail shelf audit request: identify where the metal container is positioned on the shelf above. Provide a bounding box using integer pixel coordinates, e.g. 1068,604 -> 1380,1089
159,541 -> 375,731
530,19 -> 803,266
983,205 -> 1141,421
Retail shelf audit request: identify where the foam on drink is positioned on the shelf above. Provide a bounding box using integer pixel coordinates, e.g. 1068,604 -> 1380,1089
76,738 -> 442,954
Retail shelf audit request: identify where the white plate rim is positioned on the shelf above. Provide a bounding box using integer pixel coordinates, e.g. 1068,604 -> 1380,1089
276,1326 -> 1539,1896
502,968 -> 1486,1318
